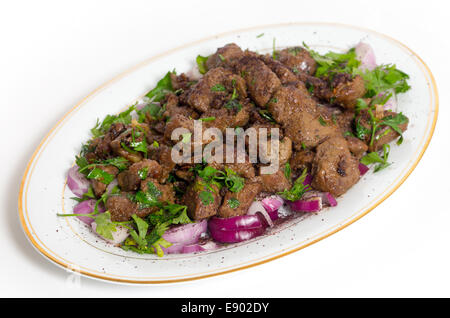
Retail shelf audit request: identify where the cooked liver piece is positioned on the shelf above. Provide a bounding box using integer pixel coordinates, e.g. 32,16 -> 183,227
91,165 -> 119,197
234,55 -> 281,107
311,137 -> 360,196
206,43 -> 244,70
218,182 -> 262,218
277,47 -> 317,75
186,67 -> 246,113
117,159 -> 162,192
333,75 -> 366,109
106,194 -> 153,222
183,177 -> 221,220
259,168 -> 291,193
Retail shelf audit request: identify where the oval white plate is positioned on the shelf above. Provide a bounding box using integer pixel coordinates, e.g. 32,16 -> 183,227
19,23 -> 438,284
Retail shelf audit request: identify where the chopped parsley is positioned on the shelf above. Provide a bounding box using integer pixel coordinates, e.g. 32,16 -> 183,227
86,168 -> 114,185
278,169 -> 310,201
211,84 -> 226,92
196,55 -> 209,74
138,167 -> 149,180
199,190 -> 215,206
227,198 -> 240,209
145,70 -> 175,102
258,109 -> 276,123
318,116 -> 327,126
361,144 -> 391,172
91,104 -> 136,138
199,117 -> 216,122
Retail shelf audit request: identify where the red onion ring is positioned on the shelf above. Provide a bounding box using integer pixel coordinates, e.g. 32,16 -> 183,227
67,166 -> 90,197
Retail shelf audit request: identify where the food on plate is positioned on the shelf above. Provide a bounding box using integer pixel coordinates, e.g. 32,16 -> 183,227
59,41 -> 411,256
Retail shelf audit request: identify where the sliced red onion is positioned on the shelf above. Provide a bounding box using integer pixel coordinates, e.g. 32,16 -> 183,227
247,201 -> 274,227
186,65 -> 203,80
67,165 -> 90,197
91,222 -> 129,245
261,195 -> 283,213
160,221 -> 210,254
303,174 -> 312,186
181,241 -> 219,254
359,163 -> 369,176
163,220 -> 207,246
302,191 -> 337,207
209,226 -> 266,243
106,178 -> 118,195
355,42 -> 377,71
261,195 -> 283,221
163,243 -> 185,254
208,214 -> 265,232
73,199 -> 105,225
288,196 -> 322,212
383,90 -> 397,111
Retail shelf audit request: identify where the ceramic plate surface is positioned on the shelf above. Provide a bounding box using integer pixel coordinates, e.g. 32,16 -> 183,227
19,23 -> 438,284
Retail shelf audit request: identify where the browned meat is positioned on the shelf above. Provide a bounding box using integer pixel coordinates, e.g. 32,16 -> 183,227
234,55 -> 281,107
206,43 -> 244,70
110,128 -> 143,163
170,72 -> 194,92
267,85 -> 317,123
186,67 -> 246,113
183,177 -> 221,220
107,178 -> 176,222
218,182 -> 262,218
355,110 -> 409,152
259,55 -> 299,84
140,177 -> 176,204
91,165 -> 119,197
332,75 -> 366,109
163,114 -> 194,142
86,123 -> 127,161
162,93 -> 199,119
311,137 -> 360,196
277,47 -> 317,75
259,168 -> 291,193
106,194 -> 153,222
289,150 -> 315,173
284,110 -> 339,150
147,144 -> 177,183
117,159 -> 162,192
346,136 -> 368,159
335,110 -> 356,135
200,100 -> 251,133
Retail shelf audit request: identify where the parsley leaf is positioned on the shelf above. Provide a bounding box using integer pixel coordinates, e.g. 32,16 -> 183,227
361,144 -> 391,172
133,181 -> 162,209
94,212 -> 117,240
278,169 -> 310,201
145,71 -> 175,102
91,104 -> 136,138
196,55 -> 209,74
356,64 -> 411,98
227,198 -> 240,209
199,190 -> 214,206
86,168 -> 114,185
211,84 -> 226,92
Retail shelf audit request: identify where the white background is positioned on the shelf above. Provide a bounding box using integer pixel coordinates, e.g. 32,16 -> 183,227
1,0 -> 449,297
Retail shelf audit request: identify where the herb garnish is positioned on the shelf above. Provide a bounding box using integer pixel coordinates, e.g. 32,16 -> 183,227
360,144 -> 391,172
145,70 -> 175,102
196,55 -> 209,74
227,198 -> 240,209
91,104 -> 136,138
278,169 -> 310,201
